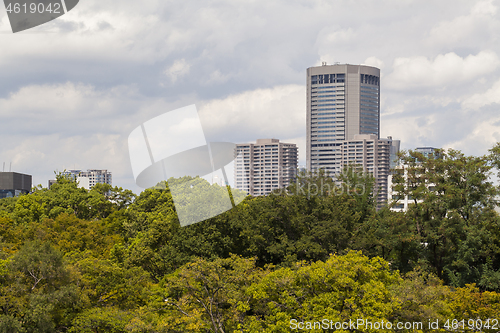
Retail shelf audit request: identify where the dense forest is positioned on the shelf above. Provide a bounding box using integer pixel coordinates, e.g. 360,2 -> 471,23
2,144 -> 500,332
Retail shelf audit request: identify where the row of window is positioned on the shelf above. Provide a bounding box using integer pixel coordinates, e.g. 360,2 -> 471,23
360,84 -> 379,91
317,138 -> 344,142
360,74 -> 379,86
361,107 -> 378,113
312,85 -> 345,90
311,123 -> 343,127
360,89 -> 379,95
311,74 -> 346,85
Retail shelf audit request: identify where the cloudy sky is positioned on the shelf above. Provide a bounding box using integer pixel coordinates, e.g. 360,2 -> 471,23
1,0 -> 500,192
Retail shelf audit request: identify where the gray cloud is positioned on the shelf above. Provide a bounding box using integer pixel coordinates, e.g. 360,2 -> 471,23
0,0 -> 500,191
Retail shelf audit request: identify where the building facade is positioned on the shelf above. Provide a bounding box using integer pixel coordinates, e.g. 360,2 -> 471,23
0,172 -> 32,198
340,134 -> 400,207
306,63 -> 380,174
415,147 -> 439,160
62,169 -> 112,190
388,147 -> 438,211
234,139 -> 298,196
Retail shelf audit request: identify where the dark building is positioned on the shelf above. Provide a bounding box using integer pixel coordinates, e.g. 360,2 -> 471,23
48,179 -> 57,189
0,172 -> 32,198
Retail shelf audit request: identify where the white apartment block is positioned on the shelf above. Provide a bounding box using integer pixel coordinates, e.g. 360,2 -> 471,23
388,171 -> 408,212
389,147 -> 438,212
341,134 -> 400,207
63,169 -> 112,190
388,166 -> 434,212
234,139 -> 298,196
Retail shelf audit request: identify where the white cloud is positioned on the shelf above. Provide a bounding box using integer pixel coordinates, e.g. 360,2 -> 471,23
0,82 -> 192,192
198,84 -> 305,146
363,57 -> 384,71
2,0 -> 500,193
427,0 -> 499,48
462,78 -> 500,109
1,132 -> 132,189
446,116 -> 500,154
0,82 -> 96,117
381,114 -> 437,147
165,59 -> 190,83
201,69 -> 230,86
0,81 -> 307,192
472,0 -> 498,15
316,27 -> 357,65
385,51 -> 500,90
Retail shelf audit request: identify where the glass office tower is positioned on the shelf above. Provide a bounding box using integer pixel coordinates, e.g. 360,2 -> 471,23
306,63 -> 380,174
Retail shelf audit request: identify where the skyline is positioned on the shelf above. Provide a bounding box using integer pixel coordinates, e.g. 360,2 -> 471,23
1,0 -> 500,193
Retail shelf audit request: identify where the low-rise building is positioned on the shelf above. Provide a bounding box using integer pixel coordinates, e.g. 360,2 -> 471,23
0,172 -> 32,198
61,169 -> 112,190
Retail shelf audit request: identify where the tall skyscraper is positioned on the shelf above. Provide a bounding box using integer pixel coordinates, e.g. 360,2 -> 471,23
234,139 -> 298,196
306,63 -> 380,174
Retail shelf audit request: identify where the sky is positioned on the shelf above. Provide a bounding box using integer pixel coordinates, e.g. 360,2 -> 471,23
1,0 -> 500,193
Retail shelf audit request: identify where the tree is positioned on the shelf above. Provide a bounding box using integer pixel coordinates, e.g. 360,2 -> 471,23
75,257 -> 151,309
228,190 -> 362,267
446,284 -> 500,333
69,307 -> 133,333
391,148 -> 500,284
336,164 -> 376,219
247,251 -> 401,332
158,255 -> 265,333
390,269 -> 452,327
1,241 -> 80,332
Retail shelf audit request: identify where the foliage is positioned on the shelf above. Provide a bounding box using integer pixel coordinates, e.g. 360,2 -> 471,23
390,268 -> 452,326
159,255 -> 265,332
389,148 -> 500,286
0,145 -> 499,330
247,251 -> 400,332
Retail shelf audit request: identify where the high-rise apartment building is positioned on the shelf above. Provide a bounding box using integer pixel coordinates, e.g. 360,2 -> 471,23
61,169 -> 112,190
234,139 -> 297,196
340,134 -> 400,207
306,63 -> 380,174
